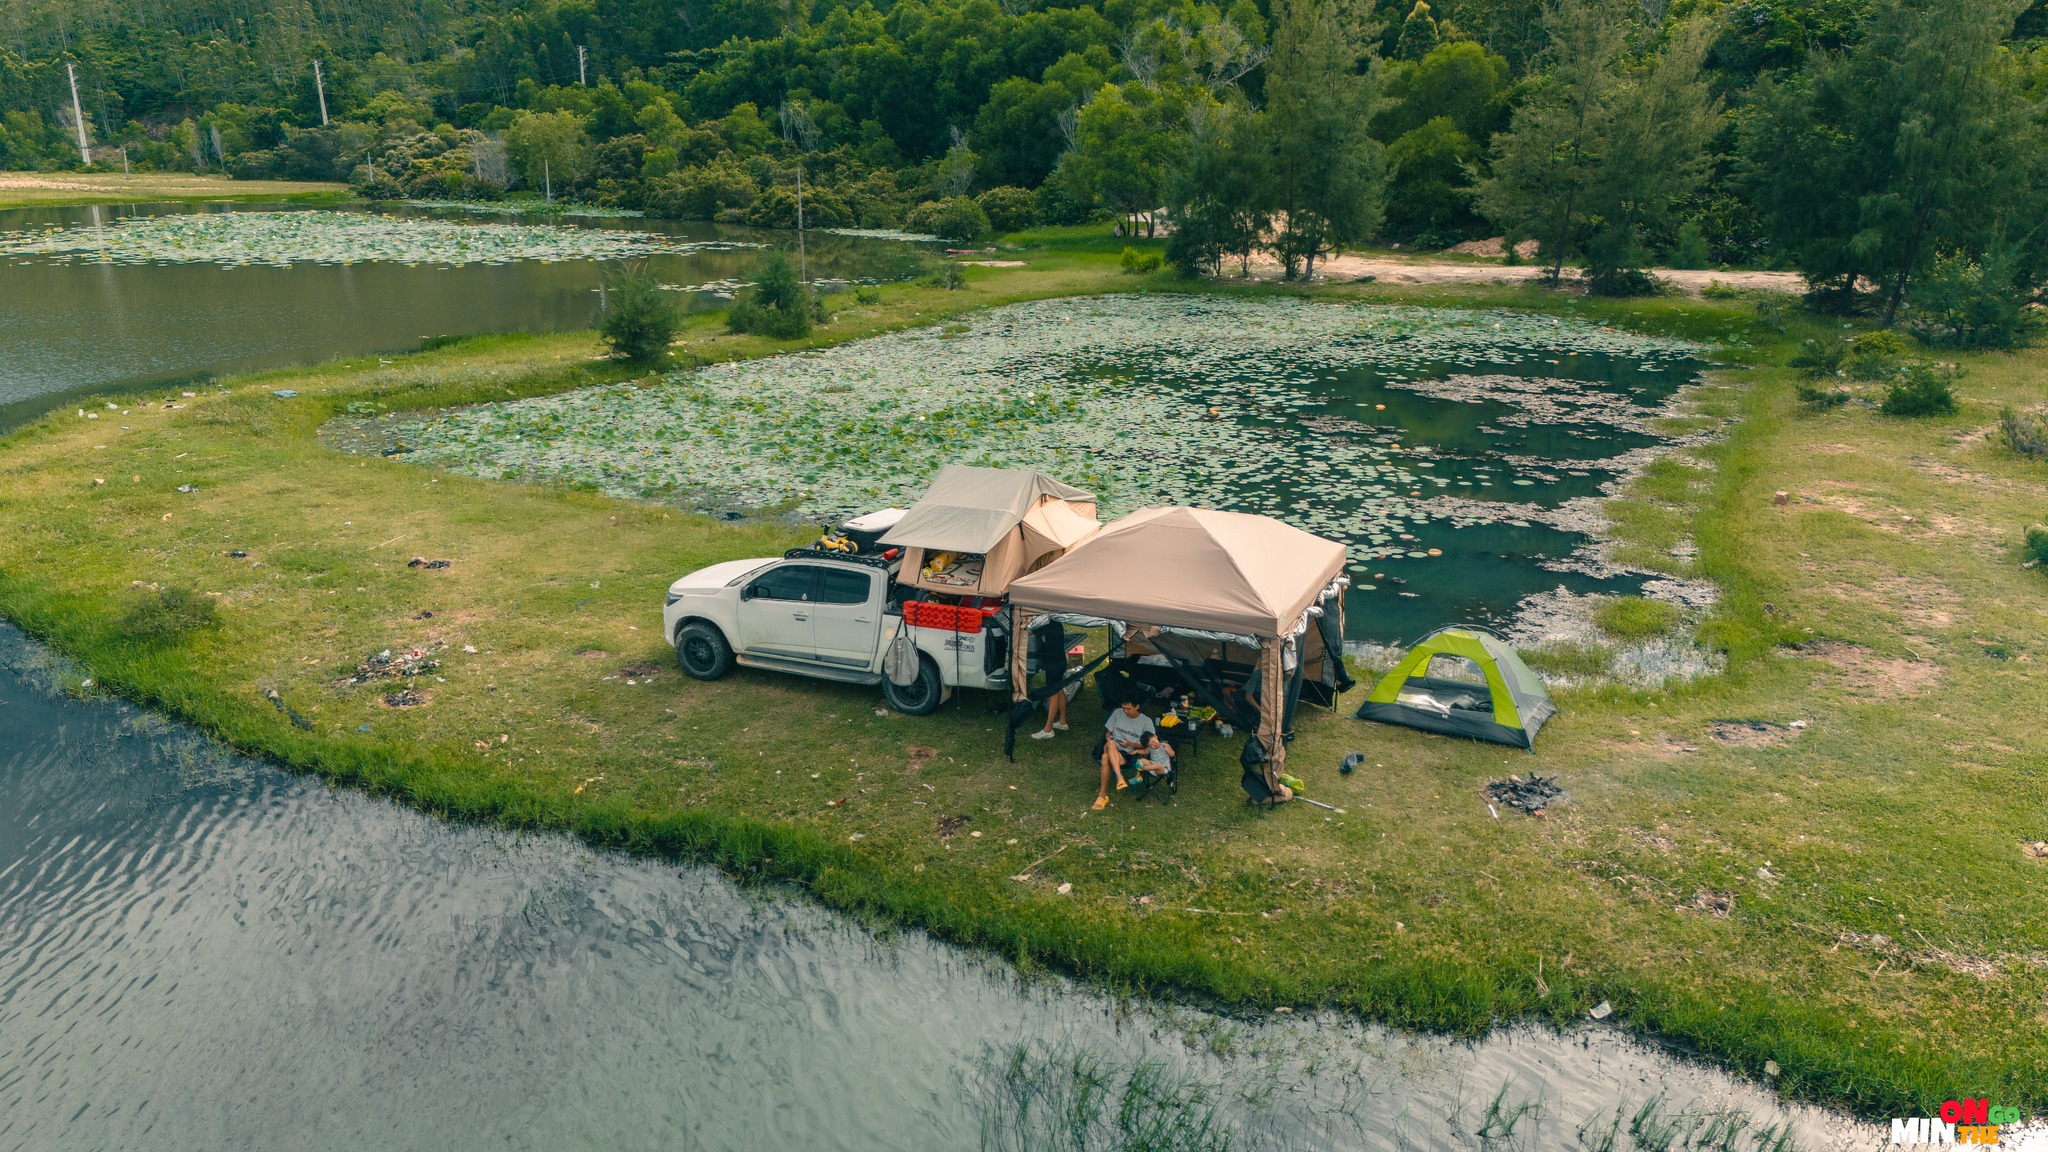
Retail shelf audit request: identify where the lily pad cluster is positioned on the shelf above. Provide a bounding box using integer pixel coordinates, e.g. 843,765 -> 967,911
0,210 -> 748,267
394,294 -> 1703,578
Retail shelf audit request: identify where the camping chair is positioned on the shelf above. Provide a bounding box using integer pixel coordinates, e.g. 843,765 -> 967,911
1089,729 -> 1182,804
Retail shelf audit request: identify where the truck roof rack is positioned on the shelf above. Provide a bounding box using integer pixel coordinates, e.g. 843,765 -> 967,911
783,546 -> 898,570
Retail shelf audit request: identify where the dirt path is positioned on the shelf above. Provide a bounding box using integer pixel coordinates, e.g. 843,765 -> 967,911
1237,250 -> 1809,296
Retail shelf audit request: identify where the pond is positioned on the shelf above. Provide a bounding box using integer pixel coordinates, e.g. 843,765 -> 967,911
0,623 -> 1865,1150
0,200 -> 930,417
380,294 -> 1718,645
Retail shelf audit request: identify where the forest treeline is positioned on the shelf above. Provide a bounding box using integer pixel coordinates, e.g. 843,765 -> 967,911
3,0 -> 2046,336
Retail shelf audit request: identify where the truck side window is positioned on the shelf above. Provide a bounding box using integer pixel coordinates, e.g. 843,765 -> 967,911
750,565 -> 817,602
814,568 -> 874,606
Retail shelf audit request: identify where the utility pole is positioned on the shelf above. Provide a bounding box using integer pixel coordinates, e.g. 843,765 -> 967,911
543,156 -> 552,204
313,60 -> 329,126
780,101 -> 817,286
578,46 -> 588,86
66,62 -> 90,164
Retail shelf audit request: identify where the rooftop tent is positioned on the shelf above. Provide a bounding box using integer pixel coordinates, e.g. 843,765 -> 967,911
1354,626 -> 1556,749
1005,506 -> 1349,781
881,465 -> 1099,596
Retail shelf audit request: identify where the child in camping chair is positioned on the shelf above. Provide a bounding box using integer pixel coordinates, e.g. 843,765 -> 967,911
1133,733 -> 1173,782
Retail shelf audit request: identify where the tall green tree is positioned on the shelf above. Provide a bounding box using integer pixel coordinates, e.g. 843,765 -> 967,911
1579,17 -> 1719,293
504,110 -> 591,200
1165,101 -> 1269,276
1473,0 -> 1718,293
1262,0 -> 1386,279
1054,82 -> 1195,237
1739,0 -> 2043,320
1472,0 -> 1628,285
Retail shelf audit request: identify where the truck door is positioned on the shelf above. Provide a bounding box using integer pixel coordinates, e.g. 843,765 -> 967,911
811,566 -> 883,667
736,563 -> 818,658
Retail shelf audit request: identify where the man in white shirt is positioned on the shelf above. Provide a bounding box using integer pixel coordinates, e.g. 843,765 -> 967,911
1094,701 -> 1155,810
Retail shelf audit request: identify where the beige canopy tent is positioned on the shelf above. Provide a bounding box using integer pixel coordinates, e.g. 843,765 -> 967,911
881,465 -> 1100,597
1005,506 -> 1348,782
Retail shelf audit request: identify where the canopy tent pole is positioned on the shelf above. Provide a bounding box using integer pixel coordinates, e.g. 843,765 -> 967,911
1257,636 -> 1287,788
1010,607 -> 1032,703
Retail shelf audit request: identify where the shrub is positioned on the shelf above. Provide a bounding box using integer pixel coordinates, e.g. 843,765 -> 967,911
599,262 -> 680,363
1790,336 -> 1848,379
1701,280 -> 1742,300
975,186 -> 1038,233
118,586 -> 219,647
853,285 -> 881,305
1794,382 -> 1851,410
726,252 -> 812,339
644,156 -> 760,220
1907,248 -> 2043,350
2027,523 -> 2048,566
1846,330 -> 1908,380
1592,596 -> 1681,641
1120,246 -> 1164,274
1997,405 -> 2048,460
1669,221 -> 1713,270
918,262 -> 966,290
905,196 -> 990,242
1879,362 -> 1960,417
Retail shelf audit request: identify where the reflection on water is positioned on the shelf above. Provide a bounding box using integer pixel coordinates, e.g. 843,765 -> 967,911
0,201 -> 927,408
0,623 -> 1868,1151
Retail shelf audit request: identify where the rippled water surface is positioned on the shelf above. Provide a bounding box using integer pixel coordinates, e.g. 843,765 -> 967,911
0,624 -> 1871,1151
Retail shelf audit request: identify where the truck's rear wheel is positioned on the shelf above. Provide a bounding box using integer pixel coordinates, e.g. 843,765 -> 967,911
675,621 -> 734,681
882,654 -> 945,715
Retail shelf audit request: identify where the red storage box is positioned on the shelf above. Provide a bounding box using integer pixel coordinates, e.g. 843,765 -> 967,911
902,601 -> 998,633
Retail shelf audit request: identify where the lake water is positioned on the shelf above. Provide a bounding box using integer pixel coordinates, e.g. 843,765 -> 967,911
381,294 -> 1714,644
0,200 -> 926,416
0,623 -> 1871,1151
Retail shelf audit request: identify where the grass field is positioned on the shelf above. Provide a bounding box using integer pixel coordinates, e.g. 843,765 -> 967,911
2,244 -> 2044,1120
0,171 -> 348,208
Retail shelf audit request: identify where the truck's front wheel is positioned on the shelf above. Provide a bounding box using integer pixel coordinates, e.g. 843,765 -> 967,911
882,654 -> 945,716
675,621 -> 734,681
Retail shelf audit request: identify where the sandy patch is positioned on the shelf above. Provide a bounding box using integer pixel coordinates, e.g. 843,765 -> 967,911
1801,481 -> 1971,538
0,175 -> 114,192
1446,237 -> 1541,260
1708,720 -> 1800,747
1238,251 -> 1810,297
1869,576 -> 1962,631
1792,640 -> 1941,698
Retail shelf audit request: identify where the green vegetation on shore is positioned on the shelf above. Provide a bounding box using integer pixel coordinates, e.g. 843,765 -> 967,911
2,250 -> 2046,1121
0,171 -> 345,208
7,0 -> 2044,323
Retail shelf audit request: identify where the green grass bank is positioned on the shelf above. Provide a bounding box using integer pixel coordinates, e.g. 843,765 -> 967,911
2,251 -> 2044,1121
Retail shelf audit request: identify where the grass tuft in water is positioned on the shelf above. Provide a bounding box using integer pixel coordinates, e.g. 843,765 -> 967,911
976,1042 -> 1234,1152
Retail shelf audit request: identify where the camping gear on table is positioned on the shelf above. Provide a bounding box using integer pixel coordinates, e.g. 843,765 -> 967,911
1354,625 -> 1556,749
1005,506 -> 1349,789
881,466 -> 1100,598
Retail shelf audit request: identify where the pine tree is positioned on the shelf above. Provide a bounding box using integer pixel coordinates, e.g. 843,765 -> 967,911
1262,0 -> 1385,279
1739,0 -> 2041,321
1473,0 -> 1718,293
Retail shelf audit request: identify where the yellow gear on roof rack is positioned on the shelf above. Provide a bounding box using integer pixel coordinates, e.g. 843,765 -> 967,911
816,533 -> 857,553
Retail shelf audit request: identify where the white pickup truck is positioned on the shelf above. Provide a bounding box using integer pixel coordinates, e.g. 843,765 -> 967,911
662,548 -> 1014,715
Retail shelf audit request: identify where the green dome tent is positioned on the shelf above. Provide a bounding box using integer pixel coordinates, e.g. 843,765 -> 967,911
1354,626 -> 1555,749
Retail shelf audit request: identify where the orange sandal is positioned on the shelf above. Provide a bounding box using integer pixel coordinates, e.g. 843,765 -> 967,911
1091,795 -> 1109,811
